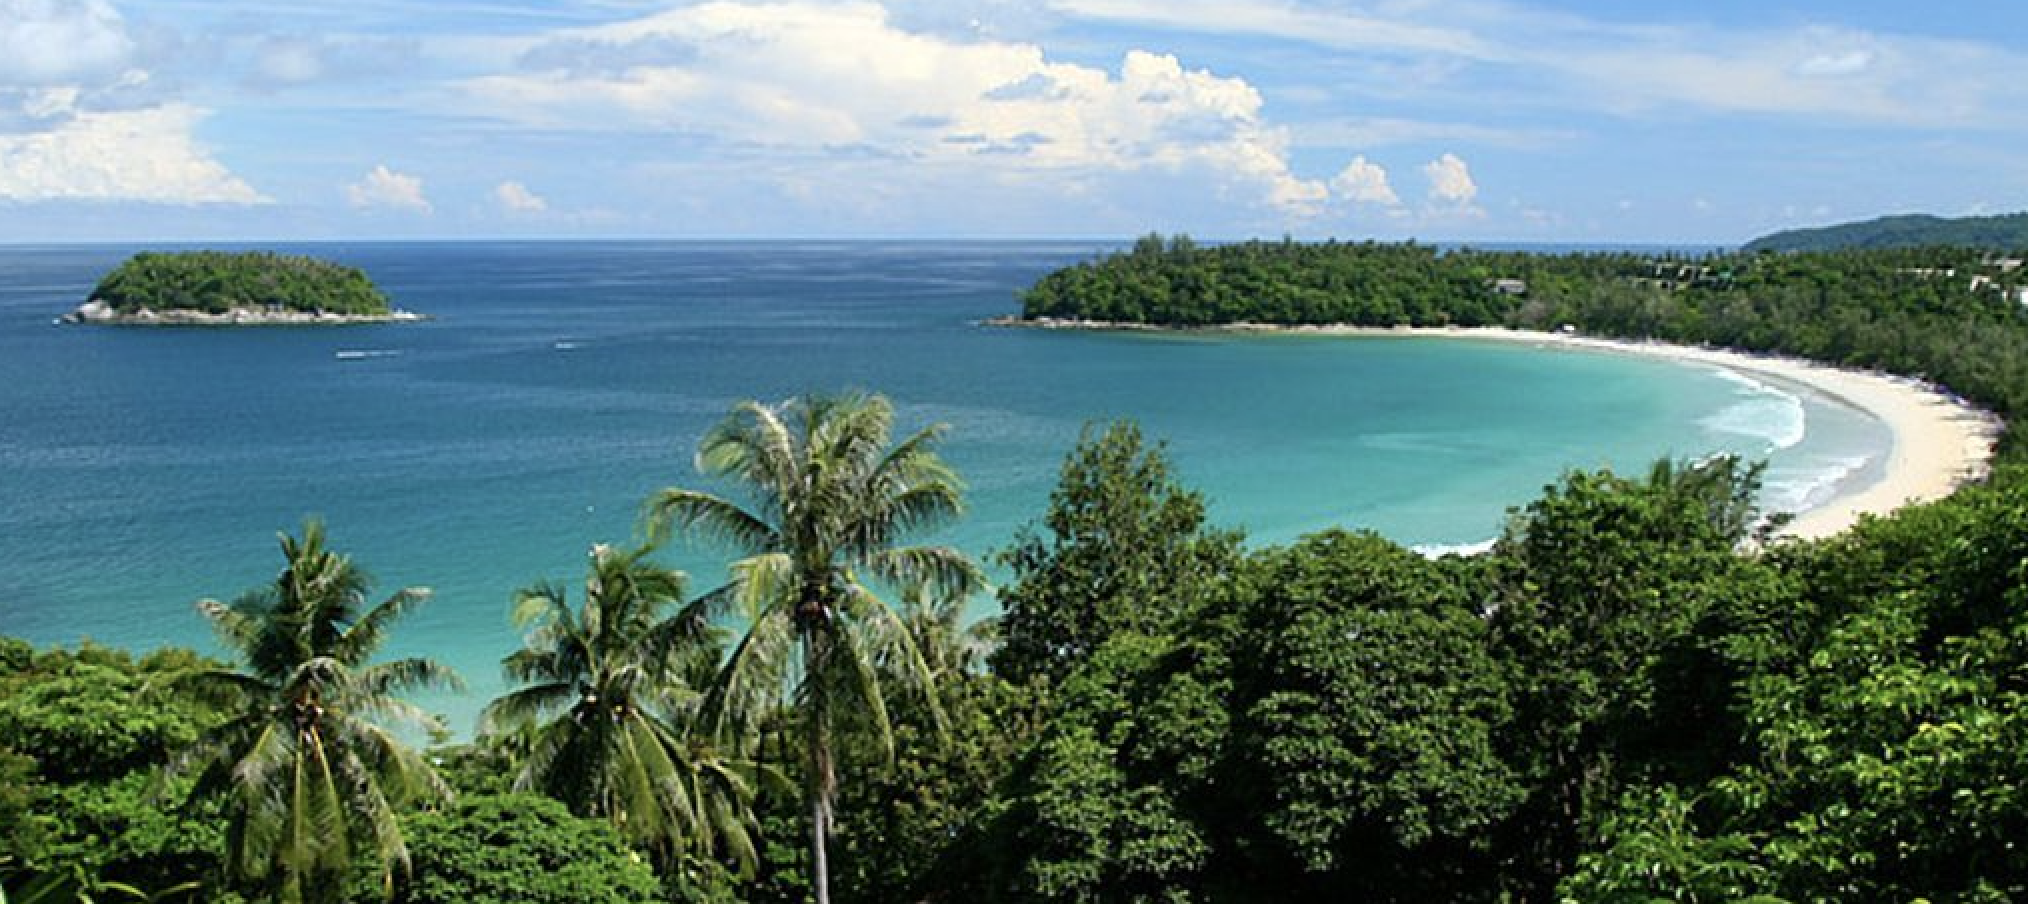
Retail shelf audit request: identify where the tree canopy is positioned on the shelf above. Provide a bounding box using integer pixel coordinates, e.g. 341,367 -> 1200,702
89,252 -> 394,317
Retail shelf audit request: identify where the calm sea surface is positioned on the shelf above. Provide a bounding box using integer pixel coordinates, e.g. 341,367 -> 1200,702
0,241 -> 1887,732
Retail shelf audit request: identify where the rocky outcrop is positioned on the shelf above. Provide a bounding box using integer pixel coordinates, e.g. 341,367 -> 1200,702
62,299 -> 426,325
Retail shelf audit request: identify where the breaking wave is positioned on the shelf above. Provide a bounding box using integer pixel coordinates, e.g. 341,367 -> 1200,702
1699,367 -> 1807,453
1412,538 -> 1498,559
1762,454 -> 1876,516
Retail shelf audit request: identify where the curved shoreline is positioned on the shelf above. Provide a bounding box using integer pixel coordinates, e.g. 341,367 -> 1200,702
991,318 -> 2003,541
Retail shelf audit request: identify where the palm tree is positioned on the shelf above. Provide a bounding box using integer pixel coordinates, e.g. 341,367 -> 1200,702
897,581 -> 996,689
650,391 -> 985,904
480,541 -> 769,874
162,520 -> 460,904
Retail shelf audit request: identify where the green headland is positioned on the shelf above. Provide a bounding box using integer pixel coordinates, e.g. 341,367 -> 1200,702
1743,210 -> 2028,252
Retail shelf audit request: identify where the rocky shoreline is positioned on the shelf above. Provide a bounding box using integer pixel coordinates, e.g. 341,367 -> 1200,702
62,299 -> 426,326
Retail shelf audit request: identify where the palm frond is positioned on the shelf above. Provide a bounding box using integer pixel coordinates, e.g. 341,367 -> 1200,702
346,695 -> 449,737
509,581 -> 574,631
729,552 -> 797,621
157,667 -> 274,710
844,582 -> 949,740
863,545 -> 986,605
196,591 -> 270,655
354,657 -> 463,700
644,587 -> 730,674
331,748 -> 410,902
826,615 -> 897,767
647,489 -> 777,554
332,586 -> 431,666
870,481 -> 966,543
699,400 -> 797,497
478,682 -> 577,735
704,605 -> 796,746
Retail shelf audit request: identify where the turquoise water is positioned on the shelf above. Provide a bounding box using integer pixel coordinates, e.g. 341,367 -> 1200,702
0,242 -> 1887,732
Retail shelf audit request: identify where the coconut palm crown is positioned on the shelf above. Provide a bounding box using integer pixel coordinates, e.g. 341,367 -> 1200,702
481,541 -> 769,874
163,520 -> 460,904
649,391 -> 985,904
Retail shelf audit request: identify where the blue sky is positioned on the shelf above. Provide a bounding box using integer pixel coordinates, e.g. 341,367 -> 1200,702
1,0 -> 2023,243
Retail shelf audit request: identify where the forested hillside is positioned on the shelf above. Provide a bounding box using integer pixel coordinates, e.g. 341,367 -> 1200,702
1744,212 -> 2028,252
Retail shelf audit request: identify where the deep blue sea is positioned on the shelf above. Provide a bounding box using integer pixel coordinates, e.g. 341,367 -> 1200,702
0,241 -> 1887,733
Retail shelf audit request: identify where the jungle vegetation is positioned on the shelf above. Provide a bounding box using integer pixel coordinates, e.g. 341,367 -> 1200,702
88,252 -> 394,318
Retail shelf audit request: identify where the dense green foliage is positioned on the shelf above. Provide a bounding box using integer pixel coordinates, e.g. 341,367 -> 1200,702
1020,236 -> 2028,454
0,643 -> 235,902
90,252 -> 393,317
992,422 -> 1241,687
396,794 -> 661,904
974,528 -> 1523,903
1020,235 -> 1513,327
1744,211 -> 2028,252
964,456 -> 2028,903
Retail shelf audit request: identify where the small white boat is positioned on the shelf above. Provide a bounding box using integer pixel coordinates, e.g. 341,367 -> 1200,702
335,349 -> 399,360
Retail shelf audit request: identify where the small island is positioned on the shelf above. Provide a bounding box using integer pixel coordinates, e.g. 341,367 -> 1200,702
63,251 -> 422,325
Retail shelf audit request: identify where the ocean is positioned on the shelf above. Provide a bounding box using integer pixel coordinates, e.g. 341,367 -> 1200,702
0,241 -> 1887,732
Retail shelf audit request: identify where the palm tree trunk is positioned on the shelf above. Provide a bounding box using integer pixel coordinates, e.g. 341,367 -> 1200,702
812,786 -> 832,904
805,620 -> 835,904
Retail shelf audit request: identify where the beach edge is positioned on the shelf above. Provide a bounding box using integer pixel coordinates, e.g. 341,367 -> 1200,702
987,318 -> 2003,542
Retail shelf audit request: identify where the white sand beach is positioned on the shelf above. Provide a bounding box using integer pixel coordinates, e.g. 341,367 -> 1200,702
1266,325 -> 2002,541
1006,318 -> 2004,540
1452,328 -> 2003,539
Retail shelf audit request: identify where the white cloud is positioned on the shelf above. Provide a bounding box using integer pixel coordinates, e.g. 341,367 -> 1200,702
1049,0 -> 1490,59
1294,117 -> 1571,152
1050,0 -> 2026,126
1422,152 -> 1477,206
0,0 -> 135,85
254,37 -> 326,85
244,34 -> 424,90
1794,49 -> 1874,78
346,164 -> 432,213
1329,155 -> 1398,205
463,1 -> 1323,214
0,1 -> 274,206
0,104 -> 265,203
494,180 -> 547,212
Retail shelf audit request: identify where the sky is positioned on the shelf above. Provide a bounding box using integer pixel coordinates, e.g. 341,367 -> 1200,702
1,0 -> 2024,244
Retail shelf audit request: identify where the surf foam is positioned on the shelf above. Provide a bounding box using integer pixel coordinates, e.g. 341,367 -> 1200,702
1699,366 -> 1807,452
